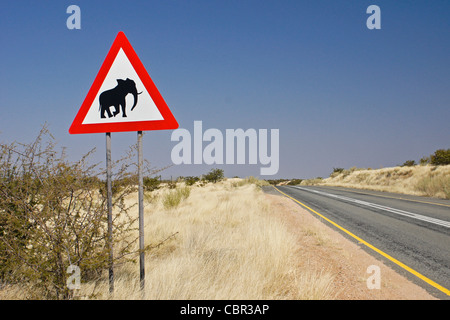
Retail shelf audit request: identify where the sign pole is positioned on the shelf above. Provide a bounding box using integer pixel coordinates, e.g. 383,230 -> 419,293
137,131 -> 145,291
106,132 -> 114,294
69,31 -> 179,296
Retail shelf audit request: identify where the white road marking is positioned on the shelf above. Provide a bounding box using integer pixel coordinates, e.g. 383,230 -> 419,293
292,186 -> 450,229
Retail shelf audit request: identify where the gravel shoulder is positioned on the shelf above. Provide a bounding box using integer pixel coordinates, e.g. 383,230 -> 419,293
263,190 -> 437,300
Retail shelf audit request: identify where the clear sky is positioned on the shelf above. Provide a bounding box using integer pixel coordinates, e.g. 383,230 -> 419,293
1,1 -> 449,179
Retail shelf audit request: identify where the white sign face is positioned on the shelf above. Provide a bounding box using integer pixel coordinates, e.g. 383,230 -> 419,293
81,48 -> 164,125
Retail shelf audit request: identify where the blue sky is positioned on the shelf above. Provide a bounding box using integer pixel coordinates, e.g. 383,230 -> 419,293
1,1 -> 449,179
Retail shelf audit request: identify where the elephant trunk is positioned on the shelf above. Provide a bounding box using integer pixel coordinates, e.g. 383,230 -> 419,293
130,89 -> 142,111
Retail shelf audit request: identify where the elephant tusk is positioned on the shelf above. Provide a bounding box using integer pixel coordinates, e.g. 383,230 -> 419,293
137,91 -> 143,95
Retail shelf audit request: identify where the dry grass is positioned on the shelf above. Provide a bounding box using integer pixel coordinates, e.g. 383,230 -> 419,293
40,178 -> 333,300
301,165 -> 450,199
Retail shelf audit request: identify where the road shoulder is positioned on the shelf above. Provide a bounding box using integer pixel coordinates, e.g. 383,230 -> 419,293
263,189 -> 437,300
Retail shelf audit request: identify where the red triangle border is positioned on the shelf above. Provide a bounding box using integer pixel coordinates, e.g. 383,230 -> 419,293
69,31 -> 178,134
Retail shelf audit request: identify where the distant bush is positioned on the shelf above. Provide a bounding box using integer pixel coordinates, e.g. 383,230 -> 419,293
184,176 -> 200,186
329,167 -> 345,178
401,160 -> 416,167
203,168 -> 224,183
287,179 -> 303,185
167,181 -> 177,189
143,176 -> 161,191
430,149 -> 450,166
265,179 -> 289,185
420,156 -> 430,165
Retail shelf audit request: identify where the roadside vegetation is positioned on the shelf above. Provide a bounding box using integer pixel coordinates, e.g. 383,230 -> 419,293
0,128 -> 142,299
0,130 -> 333,300
296,149 -> 450,199
265,178 -> 303,186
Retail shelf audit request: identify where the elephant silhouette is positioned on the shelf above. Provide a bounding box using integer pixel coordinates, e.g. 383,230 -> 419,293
99,78 -> 142,118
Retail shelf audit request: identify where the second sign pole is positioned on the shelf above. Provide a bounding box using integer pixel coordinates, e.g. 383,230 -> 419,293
137,131 -> 145,292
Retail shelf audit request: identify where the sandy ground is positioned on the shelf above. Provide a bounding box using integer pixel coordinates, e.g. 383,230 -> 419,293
264,192 -> 437,300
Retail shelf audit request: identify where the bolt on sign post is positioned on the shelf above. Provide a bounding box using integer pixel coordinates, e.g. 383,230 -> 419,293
69,31 -> 179,293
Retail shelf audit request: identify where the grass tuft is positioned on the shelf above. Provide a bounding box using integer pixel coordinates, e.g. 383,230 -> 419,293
162,186 -> 191,209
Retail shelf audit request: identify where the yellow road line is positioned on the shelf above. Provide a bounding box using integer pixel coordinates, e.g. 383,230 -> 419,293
273,185 -> 450,297
318,186 -> 450,208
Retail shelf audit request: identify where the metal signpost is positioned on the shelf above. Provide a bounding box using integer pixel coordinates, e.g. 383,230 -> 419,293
106,132 -> 114,293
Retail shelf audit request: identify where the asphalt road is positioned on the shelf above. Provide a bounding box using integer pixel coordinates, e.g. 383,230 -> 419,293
268,185 -> 450,299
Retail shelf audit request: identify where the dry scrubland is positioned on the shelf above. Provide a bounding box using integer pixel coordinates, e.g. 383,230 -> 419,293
82,179 -> 335,299
0,178 -> 335,299
120,179 -> 337,299
301,165 -> 450,199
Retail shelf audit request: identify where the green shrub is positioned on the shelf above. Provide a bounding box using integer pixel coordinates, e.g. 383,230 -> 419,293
0,128 -> 137,299
143,176 -> 161,191
420,156 -> 430,165
184,176 -> 200,186
203,168 -> 224,183
430,149 -> 450,166
401,160 -> 416,167
167,181 -> 177,189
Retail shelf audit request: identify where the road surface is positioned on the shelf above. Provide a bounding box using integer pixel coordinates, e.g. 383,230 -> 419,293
268,185 -> 450,299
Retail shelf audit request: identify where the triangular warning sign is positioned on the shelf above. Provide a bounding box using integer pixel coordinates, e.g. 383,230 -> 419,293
69,31 -> 178,134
